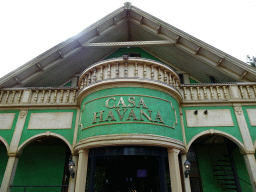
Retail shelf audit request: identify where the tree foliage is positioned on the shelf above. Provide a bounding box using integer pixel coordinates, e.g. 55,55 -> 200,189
246,55 -> 256,67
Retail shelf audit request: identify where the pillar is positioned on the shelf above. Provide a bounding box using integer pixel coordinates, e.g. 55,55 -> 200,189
181,154 -> 191,192
75,149 -> 89,192
233,104 -> 256,191
68,155 -> 78,192
168,148 -> 182,192
1,109 -> 28,192
243,153 -> 256,192
0,156 -> 19,192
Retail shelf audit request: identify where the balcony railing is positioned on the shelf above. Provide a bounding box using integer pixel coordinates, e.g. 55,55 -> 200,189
78,57 -> 181,90
0,83 -> 256,106
0,87 -> 78,105
180,83 -> 256,102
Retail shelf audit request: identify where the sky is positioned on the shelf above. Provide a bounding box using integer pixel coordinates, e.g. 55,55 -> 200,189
0,0 -> 255,78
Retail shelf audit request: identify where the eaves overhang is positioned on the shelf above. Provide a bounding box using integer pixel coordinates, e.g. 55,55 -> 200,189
1,3 -> 255,88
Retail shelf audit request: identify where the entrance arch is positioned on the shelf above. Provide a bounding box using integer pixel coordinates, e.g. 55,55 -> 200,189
187,133 -> 252,192
187,129 -> 246,153
17,132 -> 72,154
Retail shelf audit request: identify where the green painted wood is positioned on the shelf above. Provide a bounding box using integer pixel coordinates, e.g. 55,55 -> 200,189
242,106 -> 256,143
12,144 -> 67,192
106,47 -> 163,63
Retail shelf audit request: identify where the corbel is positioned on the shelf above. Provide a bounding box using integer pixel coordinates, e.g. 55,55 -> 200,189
157,25 -> 162,34
36,63 -> 44,71
217,58 -> 224,67
195,47 -> 201,55
14,77 -> 22,85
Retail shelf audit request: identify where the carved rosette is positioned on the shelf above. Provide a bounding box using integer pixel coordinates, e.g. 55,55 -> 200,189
20,109 -> 28,118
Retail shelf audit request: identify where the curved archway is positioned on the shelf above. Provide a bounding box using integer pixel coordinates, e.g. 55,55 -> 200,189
0,136 -> 9,151
187,129 -> 245,153
18,132 -> 72,154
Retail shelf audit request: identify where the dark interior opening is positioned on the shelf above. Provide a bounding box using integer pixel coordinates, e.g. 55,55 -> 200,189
86,146 -> 171,192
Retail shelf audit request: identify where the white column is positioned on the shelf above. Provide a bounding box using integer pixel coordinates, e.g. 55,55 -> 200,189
243,153 -> 256,192
168,148 -> 182,192
233,105 -> 255,152
1,109 -> 28,192
8,109 -> 28,155
0,156 -> 19,192
181,154 -> 191,192
233,104 -> 256,191
68,155 -> 78,192
75,149 -> 89,192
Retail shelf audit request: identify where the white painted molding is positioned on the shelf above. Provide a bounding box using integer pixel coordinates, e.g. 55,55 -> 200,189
74,134 -> 186,154
18,132 -> 72,154
187,130 -> 245,153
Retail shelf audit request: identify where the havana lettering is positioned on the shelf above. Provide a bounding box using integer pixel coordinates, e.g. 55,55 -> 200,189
92,97 -> 164,124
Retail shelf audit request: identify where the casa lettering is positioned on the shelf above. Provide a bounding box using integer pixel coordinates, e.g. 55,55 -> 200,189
92,97 -> 164,124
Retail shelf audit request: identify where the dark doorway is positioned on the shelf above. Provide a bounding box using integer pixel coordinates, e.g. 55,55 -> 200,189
86,146 -> 171,192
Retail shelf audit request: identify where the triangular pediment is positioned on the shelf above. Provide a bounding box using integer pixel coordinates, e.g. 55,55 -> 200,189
1,3 -> 255,88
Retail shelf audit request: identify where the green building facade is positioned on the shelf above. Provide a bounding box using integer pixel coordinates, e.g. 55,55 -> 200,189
1,3 -> 256,192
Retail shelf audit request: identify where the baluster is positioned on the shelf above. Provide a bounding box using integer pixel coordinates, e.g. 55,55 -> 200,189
40,90 -> 45,103
80,81 -> 84,90
4,91 -> 10,103
0,91 -> 3,103
47,90 -> 52,103
116,62 -> 119,77
203,87 -> 208,99
92,68 -> 97,83
216,86 -> 221,99
107,64 -> 111,79
60,90 -> 64,102
34,90 -> 39,103
158,68 -> 161,81
210,87 -> 215,99
183,87 -> 187,100
88,72 -> 91,84
197,87 -> 201,100
72,90 -> 76,103
99,66 -> 103,80
84,75 -> 88,86
53,90 -> 57,103
190,87 -> 194,100
17,91 -> 22,103
169,74 -> 173,85
151,65 -> 154,79
223,86 -> 228,99
164,70 -> 168,84
10,91 -> 15,103
175,80 -> 179,90
246,85 -> 253,99
65,90 -> 70,103
253,85 -> 256,97
124,62 -> 128,77
239,86 -> 245,99
143,63 -> 147,78
134,62 -> 138,77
